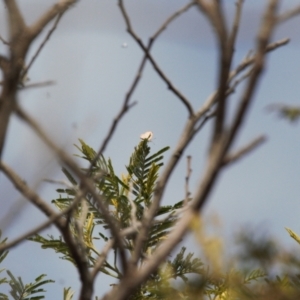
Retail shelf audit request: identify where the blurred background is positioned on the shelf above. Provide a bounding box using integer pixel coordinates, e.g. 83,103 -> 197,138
0,0 -> 300,298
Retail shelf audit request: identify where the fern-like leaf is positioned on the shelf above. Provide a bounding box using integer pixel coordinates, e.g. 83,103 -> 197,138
7,271 -> 54,300
63,287 -> 75,300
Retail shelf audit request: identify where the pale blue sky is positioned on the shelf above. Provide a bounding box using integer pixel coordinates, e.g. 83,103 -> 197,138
1,1 -> 300,298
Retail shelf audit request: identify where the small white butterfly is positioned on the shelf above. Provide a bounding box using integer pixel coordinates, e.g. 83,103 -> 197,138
140,131 -> 153,141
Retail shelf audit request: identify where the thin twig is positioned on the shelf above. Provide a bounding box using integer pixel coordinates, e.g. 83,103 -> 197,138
128,194 -> 138,231
91,224 -> 144,281
0,191 -> 83,252
89,2 -> 196,176
22,14 -> 63,78
169,38 -> 288,124
227,68 -> 253,95
228,0 -> 243,54
118,0 -> 194,117
88,101 -> 136,175
18,80 -> 55,90
194,109 -> 216,132
152,2 -> 196,40
227,0 -> 279,149
0,161 -> 64,222
229,38 -> 289,82
196,0 -> 230,146
91,239 -> 115,280
222,135 -> 266,166
210,0 -> 242,146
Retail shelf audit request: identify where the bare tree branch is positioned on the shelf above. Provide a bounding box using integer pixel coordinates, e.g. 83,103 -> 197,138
0,193 -> 82,253
222,135 -> 267,166
14,106 -> 116,232
91,239 -> 115,280
229,38 -> 289,82
190,37 -> 288,125
102,209 -> 194,300
88,101 -> 136,175
89,3 -> 195,173
2,1 -> 299,299
0,161 -> 65,225
19,80 -> 55,90
118,0 -> 194,117
103,2 -> 284,299
14,105 -> 128,283
0,160 -> 94,300
152,2 -> 196,40
0,0 -> 76,160
227,0 -> 279,149
23,14 -> 64,79
196,1 -> 233,146
277,4 -> 300,23
115,2 -> 204,270
29,0 -> 77,40
228,0 -> 244,54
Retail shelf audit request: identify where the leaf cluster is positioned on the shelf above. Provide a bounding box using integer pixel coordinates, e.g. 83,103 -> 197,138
0,231 -> 54,300
4,139 -> 300,299
28,138 -> 201,291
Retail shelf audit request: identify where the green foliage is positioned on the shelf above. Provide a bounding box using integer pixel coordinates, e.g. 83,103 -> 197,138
131,247 -> 204,300
63,287 -> 74,300
277,106 -> 300,123
4,139 -> 300,299
286,227 -> 300,245
243,269 -> 266,284
0,231 -> 54,300
0,231 -> 8,266
28,138 -> 202,291
0,231 -> 9,300
6,271 -> 54,300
